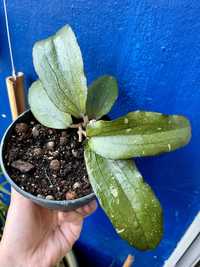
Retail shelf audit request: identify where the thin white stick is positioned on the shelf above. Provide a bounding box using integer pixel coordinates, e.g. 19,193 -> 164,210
3,0 -> 16,78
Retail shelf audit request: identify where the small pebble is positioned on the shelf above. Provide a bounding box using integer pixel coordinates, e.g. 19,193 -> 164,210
15,123 -> 28,134
49,159 -> 60,171
72,149 -> 78,157
83,175 -> 88,182
45,195 -> 54,200
48,129 -> 54,135
52,151 -> 59,157
60,136 -> 67,145
11,160 -> 34,173
65,191 -> 77,200
33,148 -> 42,156
73,182 -> 81,190
32,126 -> 40,138
46,141 -> 55,150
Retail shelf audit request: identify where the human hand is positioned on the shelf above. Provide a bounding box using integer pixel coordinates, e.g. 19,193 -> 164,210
0,189 -> 97,267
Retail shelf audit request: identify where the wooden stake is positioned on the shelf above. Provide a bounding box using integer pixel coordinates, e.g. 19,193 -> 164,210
122,255 -> 134,267
6,72 -> 26,120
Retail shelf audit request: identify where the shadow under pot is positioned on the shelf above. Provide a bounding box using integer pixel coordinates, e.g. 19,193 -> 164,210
0,110 -> 95,211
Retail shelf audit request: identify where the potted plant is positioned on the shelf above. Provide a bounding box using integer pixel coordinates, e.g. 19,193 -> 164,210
0,25 -> 191,250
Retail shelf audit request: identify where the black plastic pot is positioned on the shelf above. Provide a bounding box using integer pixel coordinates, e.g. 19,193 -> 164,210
0,110 -> 95,211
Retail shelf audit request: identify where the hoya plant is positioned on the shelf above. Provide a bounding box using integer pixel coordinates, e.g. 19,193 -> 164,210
28,25 -> 191,250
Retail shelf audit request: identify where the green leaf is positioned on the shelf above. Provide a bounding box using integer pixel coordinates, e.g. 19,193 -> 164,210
0,202 -> 8,212
86,75 -> 118,119
33,25 -> 87,118
28,80 -> 72,129
0,201 -> 8,227
0,210 -> 6,226
84,145 -> 163,250
87,111 -> 191,159
0,181 -> 10,196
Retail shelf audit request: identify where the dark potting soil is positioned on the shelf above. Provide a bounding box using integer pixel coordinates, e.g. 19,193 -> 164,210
4,117 -> 92,201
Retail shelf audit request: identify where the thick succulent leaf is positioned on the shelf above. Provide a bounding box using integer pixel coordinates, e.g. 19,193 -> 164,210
87,111 -> 191,159
28,80 -> 72,129
84,145 -> 163,250
33,25 -> 87,118
86,75 -> 118,119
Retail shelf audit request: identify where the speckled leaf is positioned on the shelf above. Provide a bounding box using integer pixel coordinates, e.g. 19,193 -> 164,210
28,80 -> 72,129
87,111 -> 191,159
84,145 -> 163,250
33,25 -> 87,118
86,75 -> 118,119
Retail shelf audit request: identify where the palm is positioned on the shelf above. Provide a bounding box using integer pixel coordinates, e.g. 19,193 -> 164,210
1,190 -> 96,267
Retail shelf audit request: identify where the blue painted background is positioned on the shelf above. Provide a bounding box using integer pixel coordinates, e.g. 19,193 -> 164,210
0,1 -> 200,266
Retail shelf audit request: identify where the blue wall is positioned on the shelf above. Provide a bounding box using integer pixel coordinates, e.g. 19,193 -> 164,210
0,1 -> 200,266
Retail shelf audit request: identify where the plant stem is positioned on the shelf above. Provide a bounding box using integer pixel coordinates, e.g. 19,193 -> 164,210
77,126 -> 86,142
70,116 -> 88,142
69,123 -> 82,129
83,115 -> 89,127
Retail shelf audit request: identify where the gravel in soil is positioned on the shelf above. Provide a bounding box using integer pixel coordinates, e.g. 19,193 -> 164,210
4,117 -> 92,201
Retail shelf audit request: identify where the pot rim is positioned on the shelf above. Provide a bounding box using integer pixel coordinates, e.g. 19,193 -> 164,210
0,109 -> 95,206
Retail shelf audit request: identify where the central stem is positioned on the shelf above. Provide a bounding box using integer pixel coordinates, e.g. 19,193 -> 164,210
77,125 -> 86,142
69,115 -> 88,142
